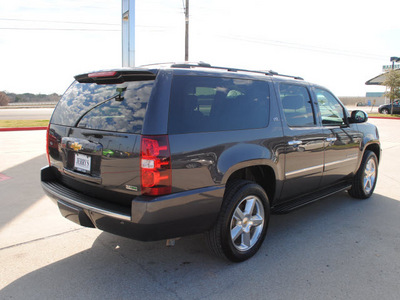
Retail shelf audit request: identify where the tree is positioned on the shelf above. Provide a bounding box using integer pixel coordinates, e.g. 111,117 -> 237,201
382,69 -> 400,115
0,92 -> 10,106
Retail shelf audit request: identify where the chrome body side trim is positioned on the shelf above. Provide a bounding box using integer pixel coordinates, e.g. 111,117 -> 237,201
324,156 -> 358,168
285,164 -> 324,178
286,156 -> 359,178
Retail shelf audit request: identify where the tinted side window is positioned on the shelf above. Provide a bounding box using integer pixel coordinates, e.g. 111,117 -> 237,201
279,84 -> 315,127
52,80 -> 154,133
314,88 -> 345,126
168,76 -> 270,134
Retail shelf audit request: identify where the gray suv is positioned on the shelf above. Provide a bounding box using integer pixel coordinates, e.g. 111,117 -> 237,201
41,62 -> 381,262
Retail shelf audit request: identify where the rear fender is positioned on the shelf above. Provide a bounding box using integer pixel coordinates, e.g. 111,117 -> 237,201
218,143 -> 279,184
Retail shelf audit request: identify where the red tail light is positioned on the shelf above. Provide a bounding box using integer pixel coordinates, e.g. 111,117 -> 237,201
88,71 -> 117,78
46,124 -> 51,165
140,135 -> 172,196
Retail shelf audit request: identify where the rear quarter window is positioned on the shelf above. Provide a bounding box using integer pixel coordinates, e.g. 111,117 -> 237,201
51,80 -> 154,133
168,76 -> 270,134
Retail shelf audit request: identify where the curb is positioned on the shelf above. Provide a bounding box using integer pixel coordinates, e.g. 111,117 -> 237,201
369,116 -> 400,120
0,127 -> 47,132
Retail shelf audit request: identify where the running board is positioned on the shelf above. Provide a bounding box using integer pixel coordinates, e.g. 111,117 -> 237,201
272,183 -> 352,214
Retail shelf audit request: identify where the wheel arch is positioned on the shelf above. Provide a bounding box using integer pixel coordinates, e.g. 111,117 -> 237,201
223,164 -> 278,207
364,142 -> 381,163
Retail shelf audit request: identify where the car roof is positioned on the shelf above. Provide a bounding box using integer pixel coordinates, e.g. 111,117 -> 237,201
76,62 -> 310,85
139,62 -> 305,82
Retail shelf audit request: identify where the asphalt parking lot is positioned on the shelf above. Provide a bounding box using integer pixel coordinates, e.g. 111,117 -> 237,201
0,118 -> 399,299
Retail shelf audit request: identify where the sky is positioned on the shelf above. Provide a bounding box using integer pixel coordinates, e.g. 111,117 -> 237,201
0,0 -> 399,96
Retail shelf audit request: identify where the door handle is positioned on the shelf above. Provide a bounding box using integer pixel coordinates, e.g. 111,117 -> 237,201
326,137 -> 337,142
288,140 -> 302,146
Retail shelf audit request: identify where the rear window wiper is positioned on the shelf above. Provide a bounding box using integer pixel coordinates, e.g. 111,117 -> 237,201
113,87 -> 127,102
73,87 -> 127,127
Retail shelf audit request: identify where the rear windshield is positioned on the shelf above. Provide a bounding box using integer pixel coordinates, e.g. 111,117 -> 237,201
168,76 -> 270,134
52,80 -> 154,133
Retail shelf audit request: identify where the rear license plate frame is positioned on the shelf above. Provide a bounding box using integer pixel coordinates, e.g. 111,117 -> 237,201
74,153 -> 91,173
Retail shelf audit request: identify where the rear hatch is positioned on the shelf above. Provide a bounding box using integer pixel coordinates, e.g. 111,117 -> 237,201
47,70 -> 157,206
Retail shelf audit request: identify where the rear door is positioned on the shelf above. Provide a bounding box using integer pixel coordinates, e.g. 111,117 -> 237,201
48,71 -> 155,203
277,82 -> 325,200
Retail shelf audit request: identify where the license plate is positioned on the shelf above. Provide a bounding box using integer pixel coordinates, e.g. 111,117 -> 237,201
74,153 -> 91,173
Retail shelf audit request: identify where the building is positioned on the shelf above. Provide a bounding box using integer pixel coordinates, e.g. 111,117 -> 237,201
365,92 -> 386,106
365,65 -> 400,106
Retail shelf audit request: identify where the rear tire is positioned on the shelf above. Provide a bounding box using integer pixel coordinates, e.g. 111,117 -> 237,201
348,150 -> 378,199
206,180 -> 270,262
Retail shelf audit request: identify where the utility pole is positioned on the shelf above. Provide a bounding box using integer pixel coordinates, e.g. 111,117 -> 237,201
122,0 -> 135,67
185,0 -> 189,61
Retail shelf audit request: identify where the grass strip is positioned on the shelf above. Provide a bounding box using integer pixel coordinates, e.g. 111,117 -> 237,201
0,120 -> 49,128
368,113 -> 400,119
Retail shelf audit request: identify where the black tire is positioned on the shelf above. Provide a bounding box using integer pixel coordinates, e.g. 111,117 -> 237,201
206,180 -> 270,262
381,108 -> 389,114
348,150 -> 378,199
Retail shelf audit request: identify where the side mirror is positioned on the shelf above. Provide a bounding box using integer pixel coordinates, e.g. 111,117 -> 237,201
349,110 -> 368,123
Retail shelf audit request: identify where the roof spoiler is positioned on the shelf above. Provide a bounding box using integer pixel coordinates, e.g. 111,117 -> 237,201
75,69 -> 156,84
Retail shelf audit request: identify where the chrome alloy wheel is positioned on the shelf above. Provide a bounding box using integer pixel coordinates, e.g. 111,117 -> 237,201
363,157 -> 377,194
230,195 -> 265,252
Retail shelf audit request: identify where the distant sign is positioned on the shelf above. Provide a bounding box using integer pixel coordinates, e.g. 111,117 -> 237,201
382,64 -> 400,72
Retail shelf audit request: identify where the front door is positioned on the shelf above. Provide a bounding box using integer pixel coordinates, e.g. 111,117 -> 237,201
313,88 -> 361,187
277,83 -> 325,200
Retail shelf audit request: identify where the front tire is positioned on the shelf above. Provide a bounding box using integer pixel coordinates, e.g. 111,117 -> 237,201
348,150 -> 378,199
381,108 -> 389,114
206,180 -> 270,262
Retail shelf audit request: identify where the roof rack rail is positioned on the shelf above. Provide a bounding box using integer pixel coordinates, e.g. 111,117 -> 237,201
262,70 -> 304,81
170,62 -> 304,80
139,62 -> 177,68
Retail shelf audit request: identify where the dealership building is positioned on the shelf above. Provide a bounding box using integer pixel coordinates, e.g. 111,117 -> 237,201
365,92 -> 385,106
365,63 -> 400,105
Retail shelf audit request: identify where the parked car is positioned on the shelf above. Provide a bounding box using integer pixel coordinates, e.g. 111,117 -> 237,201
41,62 -> 381,262
378,99 -> 400,114
102,149 -> 114,157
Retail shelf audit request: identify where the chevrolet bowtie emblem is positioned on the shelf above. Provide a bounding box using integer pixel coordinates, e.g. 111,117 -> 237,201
70,142 -> 83,151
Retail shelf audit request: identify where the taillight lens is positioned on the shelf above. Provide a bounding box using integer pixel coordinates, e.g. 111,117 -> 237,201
46,124 -> 51,165
88,71 -> 117,78
140,135 -> 172,196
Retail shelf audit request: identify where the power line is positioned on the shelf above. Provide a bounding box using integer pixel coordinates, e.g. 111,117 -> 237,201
0,24 -> 171,32
0,17 -> 119,26
215,34 -> 388,61
0,27 -> 120,32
